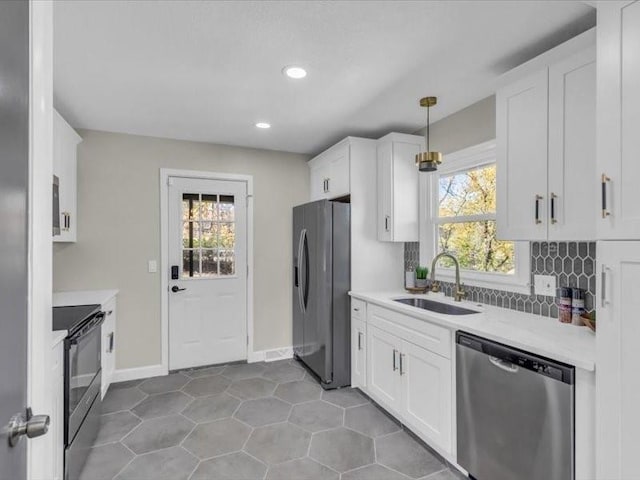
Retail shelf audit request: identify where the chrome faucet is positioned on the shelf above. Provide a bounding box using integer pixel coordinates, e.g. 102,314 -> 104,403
430,252 -> 466,302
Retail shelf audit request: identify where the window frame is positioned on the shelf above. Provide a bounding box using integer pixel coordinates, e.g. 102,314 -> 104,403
419,140 -> 531,294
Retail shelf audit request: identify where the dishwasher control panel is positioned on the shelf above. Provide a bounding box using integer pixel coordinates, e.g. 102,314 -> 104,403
457,331 -> 574,384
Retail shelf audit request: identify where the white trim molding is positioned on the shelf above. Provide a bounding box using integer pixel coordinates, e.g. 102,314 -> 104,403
248,346 -> 294,363
159,168 -> 255,375
419,140 -> 531,295
112,364 -> 166,384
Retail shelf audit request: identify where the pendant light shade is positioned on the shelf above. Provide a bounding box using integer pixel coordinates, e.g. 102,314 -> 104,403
416,96 -> 443,172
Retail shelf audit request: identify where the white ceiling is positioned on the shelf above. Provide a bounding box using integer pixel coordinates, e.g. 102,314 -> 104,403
53,1 -> 595,155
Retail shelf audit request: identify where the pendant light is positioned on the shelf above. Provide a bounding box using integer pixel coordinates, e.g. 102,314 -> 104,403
415,96 -> 442,172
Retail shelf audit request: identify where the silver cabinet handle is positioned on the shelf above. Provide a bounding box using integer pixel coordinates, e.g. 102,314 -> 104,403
384,215 -> 390,232
326,178 -> 330,193
353,307 -> 359,312
399,353 -> 405,375
602,173 -> 611,218
357,332 -> 363,351
550,193 -> 557,224
107,332 -> 114,353
535,195 -> 543,224
601,264 -> 611,306
392,349 -> 398,371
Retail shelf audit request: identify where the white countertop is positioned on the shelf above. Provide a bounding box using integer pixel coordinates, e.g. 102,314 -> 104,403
53,289 -> 119,307
51,329 -> 67,348
350,291 -> 596,371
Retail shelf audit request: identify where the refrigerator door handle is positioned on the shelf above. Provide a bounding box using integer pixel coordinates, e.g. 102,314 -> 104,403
302,229 -> 310,311
297,229 -> 307,314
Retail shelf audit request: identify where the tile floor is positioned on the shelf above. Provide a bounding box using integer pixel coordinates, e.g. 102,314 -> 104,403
79,359 -> 463,480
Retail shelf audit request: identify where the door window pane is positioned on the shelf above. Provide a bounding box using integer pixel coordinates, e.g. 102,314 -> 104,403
201,249 -> 218,275
219,195 -> 235,221
180,192 -> 236,278
182,249 -> 200,278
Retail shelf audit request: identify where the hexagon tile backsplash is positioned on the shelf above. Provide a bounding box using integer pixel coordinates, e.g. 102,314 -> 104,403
404,241 -> 596,318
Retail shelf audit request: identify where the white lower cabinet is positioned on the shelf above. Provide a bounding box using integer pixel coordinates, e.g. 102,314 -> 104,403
400,340 -> 452,452
362,305 -> 453,455
101,297 -> 117,398
52,340 -> 64,480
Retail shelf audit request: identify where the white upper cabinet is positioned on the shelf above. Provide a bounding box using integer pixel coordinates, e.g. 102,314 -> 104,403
309,141 -> 350,200
497,31 -> 596,241
53,110 -> 82,243
497,69 -> 549,241
376,133 -> 423,242
597,1 -> 640,240
548,47 -> 597,241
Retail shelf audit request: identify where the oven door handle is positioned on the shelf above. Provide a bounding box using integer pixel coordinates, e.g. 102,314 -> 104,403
68,313 -> 105,345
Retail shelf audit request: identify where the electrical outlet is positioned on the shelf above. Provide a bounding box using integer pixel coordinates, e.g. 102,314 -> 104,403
534,274 -> 556,296
148,260 -> 157,273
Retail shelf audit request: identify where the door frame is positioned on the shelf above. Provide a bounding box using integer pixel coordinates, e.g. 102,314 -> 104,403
160,168 -> 254,373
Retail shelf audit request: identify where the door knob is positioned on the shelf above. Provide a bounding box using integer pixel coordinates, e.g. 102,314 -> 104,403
171,285 -> 186,293
6,408 -> 50,447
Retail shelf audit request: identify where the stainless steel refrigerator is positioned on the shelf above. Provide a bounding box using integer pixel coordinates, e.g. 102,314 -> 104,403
293,200 -> 351,389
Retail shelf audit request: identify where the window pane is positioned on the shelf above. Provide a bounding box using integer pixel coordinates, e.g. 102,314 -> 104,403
182,194 -> 199,221
438,220 -> 514,273
200,222 -> 217,248
182,249 -> 200,278
201,249 -> 218,276
439,164 -> 496,217
219,195 -> 235,221
219,250 -> 235,275
218,223 -> 235,249
201,194 -> 217,221
182,222 -> 200,248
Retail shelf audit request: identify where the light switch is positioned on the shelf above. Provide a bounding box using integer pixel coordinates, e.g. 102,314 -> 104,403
148,260 -> 157,273
534,274 -> 556,296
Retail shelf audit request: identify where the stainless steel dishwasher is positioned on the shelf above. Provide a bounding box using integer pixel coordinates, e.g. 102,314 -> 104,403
456,331 -> 574,480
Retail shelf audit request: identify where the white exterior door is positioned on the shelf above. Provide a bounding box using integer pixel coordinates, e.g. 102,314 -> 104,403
168,177 -> 248,370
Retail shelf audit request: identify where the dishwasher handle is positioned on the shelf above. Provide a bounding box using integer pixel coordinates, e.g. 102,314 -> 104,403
489,356 -> 519,373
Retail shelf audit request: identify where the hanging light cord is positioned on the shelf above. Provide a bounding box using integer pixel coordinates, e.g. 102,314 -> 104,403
426,105 -> 430,153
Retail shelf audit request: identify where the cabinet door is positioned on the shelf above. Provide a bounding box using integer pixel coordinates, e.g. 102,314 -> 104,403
597,2 -> 640,239
596,240 -> 640,479
351,317 -> 366,388
366,325 -> 402,412
101,298 -> 116,398
548,48 -> 597,241
496,69 -> 549,240
309,160 -> 329,201
377,141 -> 393,241
391,141 -> 420,242
327,144 -> 350,198
400,340 -> 452,453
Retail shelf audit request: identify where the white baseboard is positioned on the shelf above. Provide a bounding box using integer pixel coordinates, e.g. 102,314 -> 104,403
112,364 -> 167,383
248,346 -> 293,363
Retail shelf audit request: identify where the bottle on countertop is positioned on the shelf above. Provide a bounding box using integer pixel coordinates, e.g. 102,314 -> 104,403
558,287 -> 573,324
571,288 -> 586,326
405,269 -> 415,289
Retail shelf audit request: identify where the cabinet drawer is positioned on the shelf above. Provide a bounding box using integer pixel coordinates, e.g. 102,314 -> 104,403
367,304 -> 451,359
351,299 -> 366,320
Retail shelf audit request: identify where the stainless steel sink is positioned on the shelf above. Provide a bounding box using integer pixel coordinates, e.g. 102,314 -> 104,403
393,297 -> 480,315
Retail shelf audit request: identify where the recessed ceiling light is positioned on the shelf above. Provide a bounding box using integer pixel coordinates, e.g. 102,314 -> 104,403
255,122 -> 271,129
283,66 -> 307,79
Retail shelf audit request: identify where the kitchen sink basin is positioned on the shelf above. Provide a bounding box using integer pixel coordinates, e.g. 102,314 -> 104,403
393,297 -> 480,315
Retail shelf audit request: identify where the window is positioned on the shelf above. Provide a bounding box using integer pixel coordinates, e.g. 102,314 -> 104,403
422,141 -> 529,292
182,193 -> 235,278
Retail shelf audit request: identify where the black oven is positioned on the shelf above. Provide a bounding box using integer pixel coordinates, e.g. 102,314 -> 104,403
57,307 -> 104,480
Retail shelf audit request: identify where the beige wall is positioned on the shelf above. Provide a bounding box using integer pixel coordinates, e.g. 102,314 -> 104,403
53,130 -> 310,369
415,95 -> 496,154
